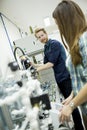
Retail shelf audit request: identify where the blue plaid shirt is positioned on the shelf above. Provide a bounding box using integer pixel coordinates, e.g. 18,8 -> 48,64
66,31 -> 87,114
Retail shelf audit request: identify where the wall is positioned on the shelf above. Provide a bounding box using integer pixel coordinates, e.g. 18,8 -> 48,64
0,14 -> 21,78
0,0 -> 87,33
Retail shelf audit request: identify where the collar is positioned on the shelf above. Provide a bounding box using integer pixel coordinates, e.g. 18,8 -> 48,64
44,39 -> 51,47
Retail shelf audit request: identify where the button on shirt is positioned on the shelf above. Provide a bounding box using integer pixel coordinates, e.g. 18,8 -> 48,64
44,39 -> 70,83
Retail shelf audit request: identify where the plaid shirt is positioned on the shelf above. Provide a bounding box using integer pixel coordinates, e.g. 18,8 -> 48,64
66,31 -> 87,114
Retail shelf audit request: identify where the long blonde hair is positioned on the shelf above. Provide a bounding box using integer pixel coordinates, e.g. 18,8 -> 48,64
52,0 -> 87,66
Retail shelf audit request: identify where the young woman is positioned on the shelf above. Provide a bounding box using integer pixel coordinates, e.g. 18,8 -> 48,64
52,0 -> 87,129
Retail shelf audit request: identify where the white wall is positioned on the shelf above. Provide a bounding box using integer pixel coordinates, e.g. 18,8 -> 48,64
0,0 -> 87,33
0,14 -> 21,78
2,15 -> 22,44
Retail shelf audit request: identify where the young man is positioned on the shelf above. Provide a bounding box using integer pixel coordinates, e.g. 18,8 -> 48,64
33,27 -> 84,130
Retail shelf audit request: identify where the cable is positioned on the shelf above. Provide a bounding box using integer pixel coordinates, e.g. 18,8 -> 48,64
14,46 -> 25,62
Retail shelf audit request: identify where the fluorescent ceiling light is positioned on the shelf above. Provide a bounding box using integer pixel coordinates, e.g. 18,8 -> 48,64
44,17 -> 51,27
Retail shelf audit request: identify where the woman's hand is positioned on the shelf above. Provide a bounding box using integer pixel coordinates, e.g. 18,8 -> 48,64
59,91 -> 74,123
62,91 -> 74,105
59,104 -> 73,123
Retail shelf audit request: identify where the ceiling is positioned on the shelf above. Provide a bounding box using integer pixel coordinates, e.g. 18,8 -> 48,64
0,0 -> 87,33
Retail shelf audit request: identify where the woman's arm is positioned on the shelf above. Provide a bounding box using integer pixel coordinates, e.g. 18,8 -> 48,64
60,83 -> 87,122
62,91 -> 74,105
70,83 -> 87,108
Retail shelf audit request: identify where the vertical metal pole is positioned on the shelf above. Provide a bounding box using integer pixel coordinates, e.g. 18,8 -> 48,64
1,105 -> 14,130
0,13 -> 14,55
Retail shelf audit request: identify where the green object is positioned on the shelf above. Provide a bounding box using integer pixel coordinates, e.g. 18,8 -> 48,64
29,26 -> 33,34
